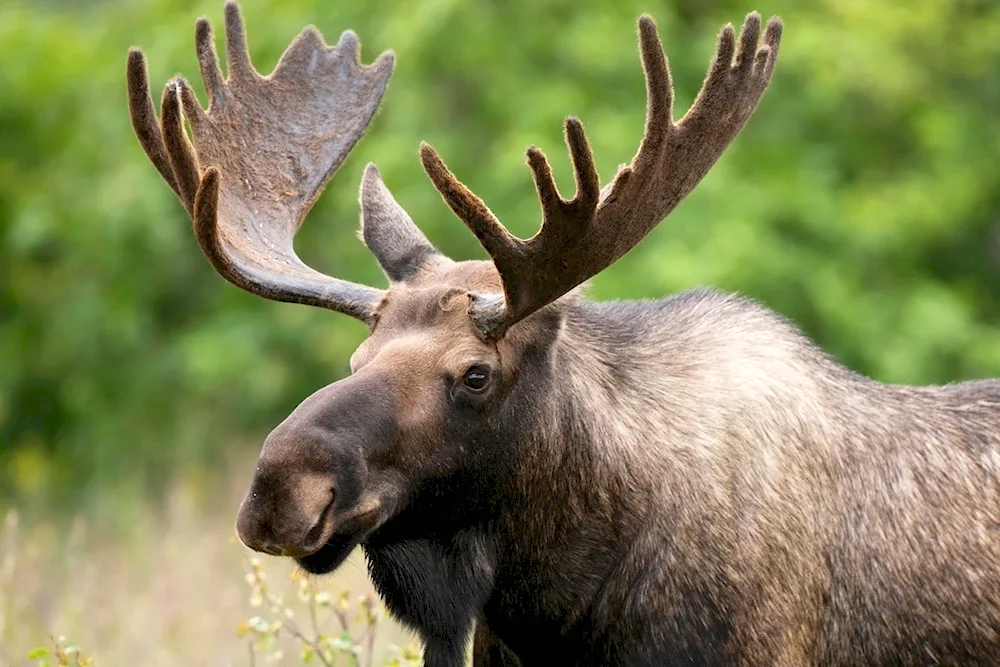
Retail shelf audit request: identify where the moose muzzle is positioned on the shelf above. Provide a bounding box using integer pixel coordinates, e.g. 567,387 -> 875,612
235,370 -> 398,562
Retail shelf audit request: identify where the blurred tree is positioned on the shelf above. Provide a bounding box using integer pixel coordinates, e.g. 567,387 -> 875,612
1,0 -> 998,512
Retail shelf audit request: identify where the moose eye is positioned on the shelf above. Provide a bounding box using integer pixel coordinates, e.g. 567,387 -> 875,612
462,367 -> 491,393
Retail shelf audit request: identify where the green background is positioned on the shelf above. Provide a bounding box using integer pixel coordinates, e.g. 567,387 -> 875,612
2,0 -> 1000,515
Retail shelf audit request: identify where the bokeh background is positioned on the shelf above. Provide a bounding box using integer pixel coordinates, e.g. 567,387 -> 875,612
2,0 -> 999,663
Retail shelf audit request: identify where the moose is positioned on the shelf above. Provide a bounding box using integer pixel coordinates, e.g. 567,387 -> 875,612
126,2 -> 1000,665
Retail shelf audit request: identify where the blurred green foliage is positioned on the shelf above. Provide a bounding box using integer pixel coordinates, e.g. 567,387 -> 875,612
1,0 -> 999,512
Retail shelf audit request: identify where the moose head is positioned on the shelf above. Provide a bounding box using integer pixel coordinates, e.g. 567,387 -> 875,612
127,1 -> 781,574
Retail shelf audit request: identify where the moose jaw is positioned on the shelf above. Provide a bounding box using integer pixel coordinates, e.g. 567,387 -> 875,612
127,3 -> 1000,666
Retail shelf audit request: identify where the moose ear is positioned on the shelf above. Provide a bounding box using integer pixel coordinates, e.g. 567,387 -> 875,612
360,163 -> 440,282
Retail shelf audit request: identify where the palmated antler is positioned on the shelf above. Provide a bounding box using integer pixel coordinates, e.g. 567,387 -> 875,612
126,1 -> 393,321
421,12 -> 783,340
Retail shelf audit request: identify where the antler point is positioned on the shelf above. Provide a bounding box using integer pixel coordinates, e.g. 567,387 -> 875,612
126,49 -> 147,80
168,75 -> 187,96
419,143 -> 453,182
525,146 -> 547,167
564,117 -> 588,143
127,48 -> 148,72
337,29 -> 360,54
764,17 -> 784,45
419,141 -> 440,162
223,1 -> 240,21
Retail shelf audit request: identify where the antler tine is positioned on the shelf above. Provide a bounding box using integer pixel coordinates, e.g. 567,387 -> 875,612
527,117 -> 601,242
194,16 -> 226,111
126,1 -> 394,321
423,11 -> 782,341
223,0 -> 254,79
419,143 -> 517,262
126,49 -> 183,204
161,79 -> 202,215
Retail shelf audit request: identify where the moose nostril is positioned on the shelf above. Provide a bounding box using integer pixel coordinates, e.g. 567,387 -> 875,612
304,493 -> 337,547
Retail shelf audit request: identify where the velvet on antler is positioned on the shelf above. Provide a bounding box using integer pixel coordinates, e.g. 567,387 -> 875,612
421,13 -> 783,340
126,1 -> 393,321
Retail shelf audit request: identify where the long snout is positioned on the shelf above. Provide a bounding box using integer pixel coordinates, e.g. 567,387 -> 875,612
235,369 -> 398,558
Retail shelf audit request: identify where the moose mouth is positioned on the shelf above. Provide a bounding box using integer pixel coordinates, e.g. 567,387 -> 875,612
295,530 -> 365,574
294,506 -> 381,575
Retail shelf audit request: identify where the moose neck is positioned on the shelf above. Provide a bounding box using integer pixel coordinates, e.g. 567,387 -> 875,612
498,300 -> 664,525
477,300 -> 681,603
487,290 -> 849,588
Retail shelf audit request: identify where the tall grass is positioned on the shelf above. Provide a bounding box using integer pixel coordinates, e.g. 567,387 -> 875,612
0,462 -> 422,666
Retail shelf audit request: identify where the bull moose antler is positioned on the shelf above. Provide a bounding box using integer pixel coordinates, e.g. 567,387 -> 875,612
421,13 -> 782,340
126,1 -> 393,321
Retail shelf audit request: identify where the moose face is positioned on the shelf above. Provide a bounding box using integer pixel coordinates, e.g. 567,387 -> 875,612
235,259 -> 523,573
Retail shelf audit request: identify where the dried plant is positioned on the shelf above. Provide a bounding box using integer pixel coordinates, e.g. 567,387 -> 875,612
237,556 -> 422,666
28,636 -> 96,667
